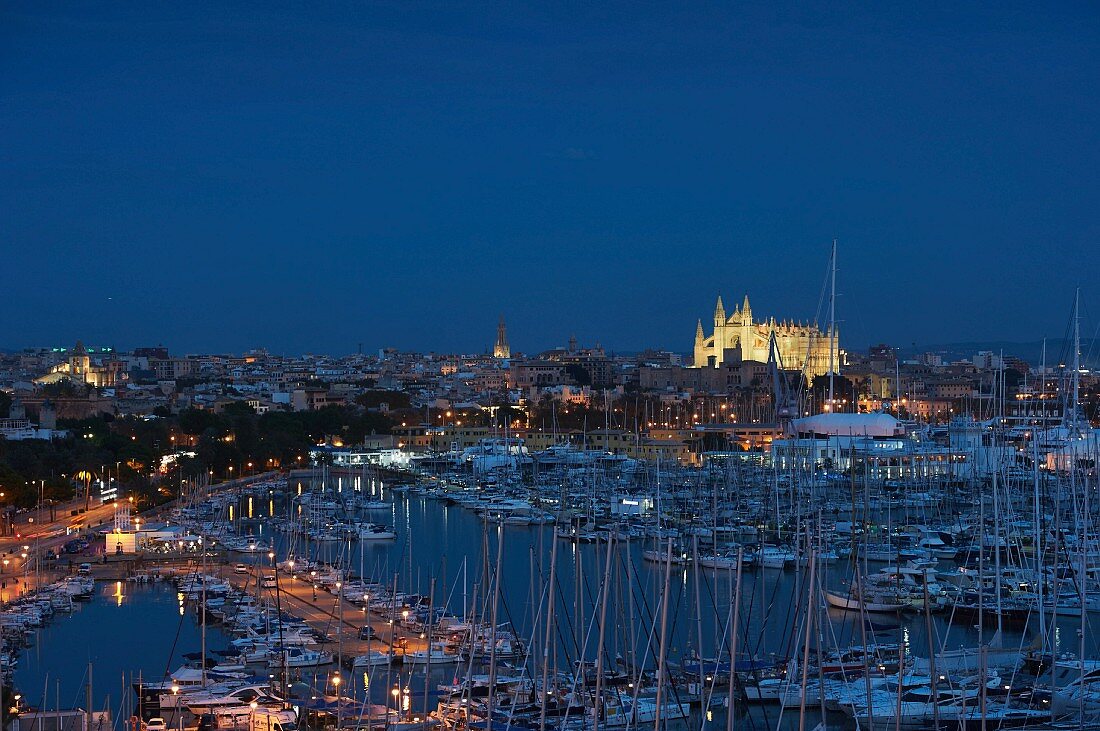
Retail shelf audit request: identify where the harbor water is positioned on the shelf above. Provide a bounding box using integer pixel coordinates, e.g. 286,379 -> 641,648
15,475 -> 1097,729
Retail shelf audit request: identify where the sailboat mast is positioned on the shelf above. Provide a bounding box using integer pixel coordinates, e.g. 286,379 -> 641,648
201,536 -> 207,685
828,239 -> 837,410
1073,288 -> 1081,423
539,538 -> 558,731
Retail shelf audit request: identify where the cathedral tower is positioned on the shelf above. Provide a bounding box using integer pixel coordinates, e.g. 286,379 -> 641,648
493,316 -> 511,359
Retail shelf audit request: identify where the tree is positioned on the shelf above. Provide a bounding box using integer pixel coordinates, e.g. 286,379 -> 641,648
563,364 -> 592,386
355,390 -> 411,410
40,380 -> 86,398
223,401 -> 256,417
493,406 -> 526,429
809,374 -> 856,412
178,408 -> 225,436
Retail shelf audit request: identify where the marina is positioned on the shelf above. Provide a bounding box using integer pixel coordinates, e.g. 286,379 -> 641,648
10,431 -> 1100,731
6,280 -> 1100,731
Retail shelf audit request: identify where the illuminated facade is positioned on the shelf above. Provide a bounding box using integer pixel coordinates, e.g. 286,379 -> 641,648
692,295 -> 838,378
493,316 -> 510,359
36,341 -> 121,388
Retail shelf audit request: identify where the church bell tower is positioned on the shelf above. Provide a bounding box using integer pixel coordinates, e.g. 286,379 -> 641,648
493,316 -> 510,359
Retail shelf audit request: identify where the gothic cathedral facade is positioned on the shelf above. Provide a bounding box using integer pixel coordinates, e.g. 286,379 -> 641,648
692,295 -> 838,378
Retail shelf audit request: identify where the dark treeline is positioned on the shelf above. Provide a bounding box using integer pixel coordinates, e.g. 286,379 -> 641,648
0,403 -> 395,511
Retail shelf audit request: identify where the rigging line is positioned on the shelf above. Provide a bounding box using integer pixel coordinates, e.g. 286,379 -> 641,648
794,242 -> 836,403
549,565 -> 582,673
161,552 -> 201,682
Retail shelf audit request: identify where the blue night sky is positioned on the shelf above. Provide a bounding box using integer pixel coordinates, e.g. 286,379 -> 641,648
2,3 -> 1098,356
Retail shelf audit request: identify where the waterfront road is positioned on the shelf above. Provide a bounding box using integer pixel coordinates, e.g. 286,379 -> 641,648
0,472 -> 281,596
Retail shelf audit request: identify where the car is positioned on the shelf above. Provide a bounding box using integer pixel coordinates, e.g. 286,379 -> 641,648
260,575 -> 277,589
145,718 -> 166,731
197,714 -> 217,731
358,625 -> 378,641
77,563 -> 92,575
234,563 -> 249,574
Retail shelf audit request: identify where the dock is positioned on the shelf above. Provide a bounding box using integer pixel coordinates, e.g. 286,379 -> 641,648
226,566 -> 432,666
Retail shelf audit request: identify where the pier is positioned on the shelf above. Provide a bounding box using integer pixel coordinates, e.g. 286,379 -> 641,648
225,567 -> 431,664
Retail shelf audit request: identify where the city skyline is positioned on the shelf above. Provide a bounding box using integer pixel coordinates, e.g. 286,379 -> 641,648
1,281 -> 1098,358
3,3 -> 1099,353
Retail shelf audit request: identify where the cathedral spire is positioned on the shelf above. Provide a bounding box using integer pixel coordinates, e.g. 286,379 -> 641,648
742,294 -> 752,323
714,295 -> 726,324
695,319 -> 704,342
493,315 -> 510,359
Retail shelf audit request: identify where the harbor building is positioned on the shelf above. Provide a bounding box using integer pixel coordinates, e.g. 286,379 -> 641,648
770,412 -> 968,479
692,294 -> 838,378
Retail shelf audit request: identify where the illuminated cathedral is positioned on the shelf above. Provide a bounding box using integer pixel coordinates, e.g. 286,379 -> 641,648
36,341 -> 120,388
692,295 -> 838,378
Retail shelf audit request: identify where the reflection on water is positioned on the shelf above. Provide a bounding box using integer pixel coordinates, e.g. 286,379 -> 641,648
15,483 -> 1099,723
14,583 -> 232,714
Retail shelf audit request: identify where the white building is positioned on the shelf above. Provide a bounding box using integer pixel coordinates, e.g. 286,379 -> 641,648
771,412 -> 966,479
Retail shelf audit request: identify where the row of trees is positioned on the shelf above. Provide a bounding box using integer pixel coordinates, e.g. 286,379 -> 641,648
0,401 -> 397,510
